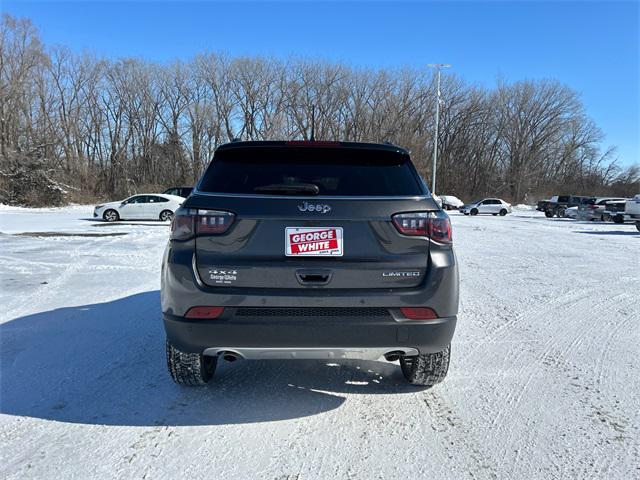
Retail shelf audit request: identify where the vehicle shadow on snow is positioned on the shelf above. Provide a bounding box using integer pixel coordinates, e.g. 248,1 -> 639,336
574,230 -> 639,236
0,291 -> 421,427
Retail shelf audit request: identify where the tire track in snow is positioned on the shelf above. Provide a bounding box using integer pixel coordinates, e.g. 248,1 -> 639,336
489,289 -> 637,479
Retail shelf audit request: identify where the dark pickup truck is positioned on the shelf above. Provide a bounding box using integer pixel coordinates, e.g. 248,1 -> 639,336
537,195 -> 591,218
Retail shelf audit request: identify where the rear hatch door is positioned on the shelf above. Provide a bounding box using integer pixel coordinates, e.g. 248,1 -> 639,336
190,143 -> 438,290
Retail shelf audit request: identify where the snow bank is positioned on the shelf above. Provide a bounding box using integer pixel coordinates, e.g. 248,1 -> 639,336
0,203 -> 94,213
512,203 -> 535,211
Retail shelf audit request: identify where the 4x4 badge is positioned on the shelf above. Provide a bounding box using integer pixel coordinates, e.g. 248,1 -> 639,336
298,201 -> 331,213
209,269 -> 238,284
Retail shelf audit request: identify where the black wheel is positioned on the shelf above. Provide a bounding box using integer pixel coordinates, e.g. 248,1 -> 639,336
400,345 -> 451,387
166,340 -> 217,386
470,208 -> 478,216
556,208 -> 565,218
103,209 -> 119,222
463,212 -> 469,216
499,209 -> 508,216
613,214 -> 624,224
160,210 -> 174,222
544,210 -> 554,218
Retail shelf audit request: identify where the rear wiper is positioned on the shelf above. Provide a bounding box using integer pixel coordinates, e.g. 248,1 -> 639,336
254,183 -> 320,196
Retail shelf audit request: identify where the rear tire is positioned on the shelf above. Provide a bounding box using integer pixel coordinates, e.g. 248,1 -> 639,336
544,210 -> 554,218
470,208 -> 478,216
160,209 -> 174,222
556,208 -> 565,218
499,209 -> 508,216
166,340 -> 217,386
103,209 -> 119,222
613,214 -> 624,224
400,345 -> 451,387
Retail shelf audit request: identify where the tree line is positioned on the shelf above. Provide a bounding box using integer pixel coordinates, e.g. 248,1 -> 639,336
1,14 -> 637,206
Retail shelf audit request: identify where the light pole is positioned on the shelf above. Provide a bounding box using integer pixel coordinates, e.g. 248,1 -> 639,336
427,63 -> 451,194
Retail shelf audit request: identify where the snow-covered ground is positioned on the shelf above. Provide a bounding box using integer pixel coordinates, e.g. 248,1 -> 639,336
1,206 -> 638,479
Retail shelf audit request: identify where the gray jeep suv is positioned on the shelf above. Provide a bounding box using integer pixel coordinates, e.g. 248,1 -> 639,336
161,141 -> 459,387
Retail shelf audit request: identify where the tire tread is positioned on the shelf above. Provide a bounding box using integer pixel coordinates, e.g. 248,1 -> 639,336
166,340 -> 216,386
400,344 -> 451,387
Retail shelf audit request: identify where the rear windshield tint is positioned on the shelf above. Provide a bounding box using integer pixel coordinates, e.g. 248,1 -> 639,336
198,147 -> 424,196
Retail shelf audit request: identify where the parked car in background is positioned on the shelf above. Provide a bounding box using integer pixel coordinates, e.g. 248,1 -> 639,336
460,198 -> 512,216
564,206 -> 579,219
602,200 -> 629,223
94,194 -> 184,222
624,194 -> 640,231
577,197 -> 627,221
536,195 -> 557,213
440,195 -> 465,210
163,186 -> 193,198
537,195 -> 591,218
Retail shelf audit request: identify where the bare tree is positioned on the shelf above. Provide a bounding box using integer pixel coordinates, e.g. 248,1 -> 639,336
1,13 -> 632,206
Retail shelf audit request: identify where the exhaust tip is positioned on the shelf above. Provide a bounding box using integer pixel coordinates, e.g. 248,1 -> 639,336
384,348 -> 419,362
384,351 -> 403,362
222,352 -> 240,362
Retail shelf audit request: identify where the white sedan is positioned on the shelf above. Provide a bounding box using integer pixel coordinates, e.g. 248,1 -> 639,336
94,194 -> 184,222
460,198 -> 512,216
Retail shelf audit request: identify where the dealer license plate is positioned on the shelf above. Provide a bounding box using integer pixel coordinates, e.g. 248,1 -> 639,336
285,227 -> 343,256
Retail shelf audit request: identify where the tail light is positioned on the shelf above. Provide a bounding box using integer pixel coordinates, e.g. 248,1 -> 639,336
392,211 -> 452,243
185,306 -> 225,319
400,307 -> 438,320
587,204 -> 599,210
171,208 -> 235,240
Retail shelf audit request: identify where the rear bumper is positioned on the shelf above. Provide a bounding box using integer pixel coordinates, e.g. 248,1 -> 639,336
163,311 -> 457,357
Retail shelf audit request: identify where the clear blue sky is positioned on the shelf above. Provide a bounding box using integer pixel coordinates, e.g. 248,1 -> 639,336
4,0 -> 639,166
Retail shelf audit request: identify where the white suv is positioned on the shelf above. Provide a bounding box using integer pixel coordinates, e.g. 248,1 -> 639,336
625,194 -> 640,231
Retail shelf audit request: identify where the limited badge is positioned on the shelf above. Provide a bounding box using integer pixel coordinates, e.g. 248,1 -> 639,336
382,271 -> 421,277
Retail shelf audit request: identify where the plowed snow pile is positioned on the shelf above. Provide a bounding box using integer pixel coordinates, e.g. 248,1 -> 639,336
1,206 -> 638,479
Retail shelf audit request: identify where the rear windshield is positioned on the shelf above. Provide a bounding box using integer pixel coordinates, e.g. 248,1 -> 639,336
198,146 -> 424,196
